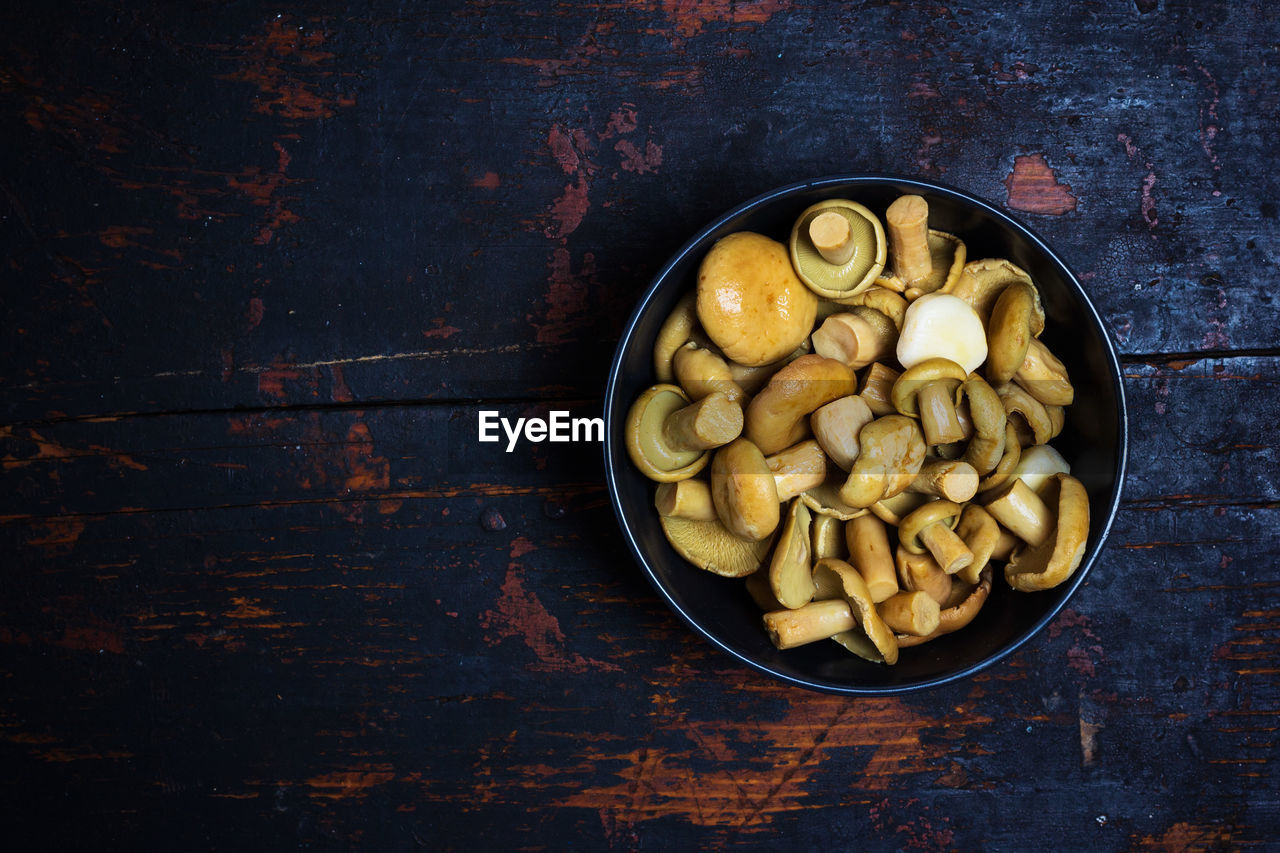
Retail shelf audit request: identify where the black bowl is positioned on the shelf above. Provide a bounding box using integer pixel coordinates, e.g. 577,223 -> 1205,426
603,175 -> 1127,695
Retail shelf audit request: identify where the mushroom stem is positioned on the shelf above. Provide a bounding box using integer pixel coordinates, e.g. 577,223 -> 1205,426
886,195 -> 933,286
858,362 -> 900,416
765,440 -> 828,501
895,547 -> 951,606
763,599 -> 856,649
917,380 -> 965,446
663,391 -> 743,451
983,479 -> 1053,546
846,514 -> 899,603
654,480 -> 717,521
877,591 -> 942,637
811,311 -> 895,370
918,522 -> 975,575
910,459 -> 979,502
809,210 -> 857,265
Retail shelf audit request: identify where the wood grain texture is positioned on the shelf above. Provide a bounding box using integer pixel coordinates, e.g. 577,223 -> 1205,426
2,0 -> 1278,849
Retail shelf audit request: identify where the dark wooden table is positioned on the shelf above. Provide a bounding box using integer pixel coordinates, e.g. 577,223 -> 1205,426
3,1 -> 1277,848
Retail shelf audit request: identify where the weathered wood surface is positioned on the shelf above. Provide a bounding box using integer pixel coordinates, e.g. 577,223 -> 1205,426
3,0 -> 1278,849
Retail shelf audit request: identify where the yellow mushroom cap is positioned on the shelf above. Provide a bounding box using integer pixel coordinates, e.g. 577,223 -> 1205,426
697,232 -> 818,367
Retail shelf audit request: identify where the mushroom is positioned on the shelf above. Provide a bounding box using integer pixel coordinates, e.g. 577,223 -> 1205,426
898,500 -> 974,576
653,293 -> 698,382
1005,473 -> 1091,592
998,382 -> 1055,446
839,285 -> 908,329
989,527 -> 1019,561
672,341 -> 747,407
763,599 -> 856,650
809,395 -> 875,471
727,342 -> 810,396
982,478 -> 1054,547
869,489 -> 931,527
891,357 -> 969,447
885,195 -> 934,287
897,293 -> 989,376
845,513 -> 899,603
765,439 -> 828,500
788,199 -> 887,298
810,307 -> 897,369
659,515 -> 775,578
810,513 -> 847,561
952,504 -> 1000,585
1046,404 -> 1066,440
796,476 -> 874,521
1014,337 -> 1074,406
744,354 -> 858,455
812,558 -> 899,664
895,547 -> 951,606
768,499 -> 815,609
946,258 -> 1042,332
710,438 -> 782,541
976,422 -> 1023,495
957,375 -> 1007,475
985,281 -> 1040,385
654,478 -> 717,521
697,231 -> 818,367
1010,444 -> 1072,496
626,385 -> 744,482
744,569 -> 784,612
837,415 -> 927,508
896,568 -> 993,648
876,590 -> 942,637
901,231 -> 966,300
858,362 -> 900,417
909,459 -> 979,503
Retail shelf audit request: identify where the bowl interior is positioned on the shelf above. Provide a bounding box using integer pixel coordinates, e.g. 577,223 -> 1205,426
604,176 -> 1126,694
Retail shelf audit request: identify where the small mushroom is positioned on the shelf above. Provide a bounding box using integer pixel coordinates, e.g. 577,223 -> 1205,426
810,395 -> 875,471
976,422 -> 1023,495
837,285 -> 908,329
810,513 -> 847,562
845,513 -> 899,603
788,199 -> 887,299
810,307 -> 897,369
902,231 -> 966,300
659,515 -> 774,578
998,382 -> 1055,446
1014,337 -> 1074,406
885,195 -> 934,287
768,499 -> 815,609
1005,473 -> 1091,592
891,357 -> 969,447
710,438 -> 780,541
796,475 -> 873,521
877,590 -> 942,637
910,458 -> 979,503
697,231 -> 818,367
896,568 -> 993,648
957,375 -> 1007,476
858,362 -> 901,417
953,504 -> 1000,585
985,281 -> 1039,385
654,478 -> 717,521
672,341 -> 748,407
869,489 -> 932,527
1046,404 -> 1066,440
765,439 -> 829,501
897,292 -> 989,376
898,500 -> 974,576
989,527 -> 1019,561
982,478 -> 1053,547
1010,444 -> 1072,496
812,558 -> 899,664
626,385 -> 744,482
744,354 -> 858,455
653,293 -> 698,382
895,546 -> 951,606
763,599 -> 856,650
838,415 -> 927,508
946,258 -> 1042,332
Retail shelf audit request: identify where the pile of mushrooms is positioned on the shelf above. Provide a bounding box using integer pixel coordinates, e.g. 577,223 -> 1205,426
625,194 -> 1090,665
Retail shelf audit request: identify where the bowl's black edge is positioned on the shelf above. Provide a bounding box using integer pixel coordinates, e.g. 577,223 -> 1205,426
603,173 -> 1129,697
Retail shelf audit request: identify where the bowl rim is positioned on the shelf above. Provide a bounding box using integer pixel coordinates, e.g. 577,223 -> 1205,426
603,173 -> 1129,695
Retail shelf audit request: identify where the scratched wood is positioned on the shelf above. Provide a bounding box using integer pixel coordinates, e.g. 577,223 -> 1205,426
3,0 -> 1280,849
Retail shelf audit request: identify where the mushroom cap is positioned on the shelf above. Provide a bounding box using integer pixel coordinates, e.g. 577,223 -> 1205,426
896,293 -> 988,375
837,414 -> 927,508
744,354 -> 858,456
870,489 -> 932,526
697,231 -> 818,367
653,292 -> 698,382
659,515 -> 775,578
710,438 -> 781,541
890,357 -> 968,418
1010,444 -> 1072,496
958,375 -> 1007,476
953,504 -> 1000,585
625,384 -> 717,482
812,558 -> 899,665
898,499 -> 963,555
768,499 -> 816,609
789,199 -> 887,299
985,280 -> 1038,385
798,474 -> 873,521
900,230 -> 967,299
1005,473 -> 1090,591
998,381 -> 1055,446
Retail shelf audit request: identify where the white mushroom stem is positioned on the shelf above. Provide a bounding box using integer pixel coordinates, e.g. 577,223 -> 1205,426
858,363 -> 899,416
765,440 -> 828,501
911,459 -> 979,502
916,381 -> 966,446
654,480 -> 717,521
810,395 -> 874,471
983,479 -> 1053,546
664,392 -> 743,451
918,522 -> 975,576
886,195 -> 933,286
846,514 -> 899,603
809,211 -> 857,265
763,599 -> 856,649
811,312 -> 894,370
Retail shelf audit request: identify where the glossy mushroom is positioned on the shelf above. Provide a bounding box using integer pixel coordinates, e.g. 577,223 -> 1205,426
910,458 -> 979,503
898,500 -> 974,576
626,385 -> 743,482
672,341 -> 747,407
809,395 -> 875,471
1014,337 -> 1074,406
837,415 -> 927,508
764,439 -> 828,500
767,499 -> 815,609
1005,473 -> 1091,591
845,513 -> 899,602
896,568 -> 993,648
982,478 -> 1054,547
947,258 -> 1042,330
998,382 -> 1055,446
858,362 -> 900,416
788,199 -> 887,299
891,357 -> 969,447
985,280 -> 1039,385
957,374 -> 1007,475
654,478 -> 717,521
709,438 -> 780,541
763,599 -> 855,650
1010,444 -> 1072,496
744,354 -> 858,455
885,195 -> 933,287
653,292 -> 698,382
810,307 -> 897,370
953,504 -> 1000,585
697,231 -> 818,367
810,513 -> 847,562
812,558 -> 899,664
876,590 -> 942,637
